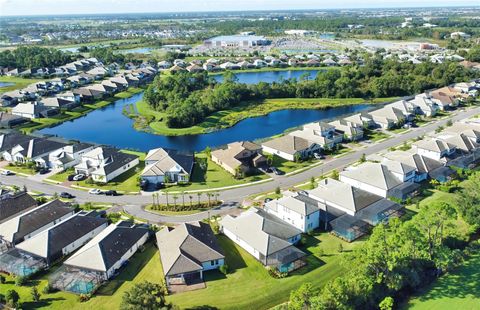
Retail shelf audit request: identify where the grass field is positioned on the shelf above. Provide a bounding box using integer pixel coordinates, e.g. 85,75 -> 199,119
136,97 -> 399,136
405,253 -> 480,310
166,232 -> 364,309
0,76 -> 45,93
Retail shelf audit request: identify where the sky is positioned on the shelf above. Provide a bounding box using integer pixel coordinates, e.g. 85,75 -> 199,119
0,0 -> 478,16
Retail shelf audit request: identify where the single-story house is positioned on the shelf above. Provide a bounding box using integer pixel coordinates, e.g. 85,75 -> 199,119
0,191 -> 37,224
12,102 -> 59,119
40,97 -> 80,110
0,112 -> 28,128
141,148 -> 194,184
62,221 -> 149,281
211,141 -> 266,176
156,221 -> 225,288
74,147 -> 139,183
0,200 -> 74,247
221,208 -> 306,272
264,193 -> 320,233
262,135 -> 321,161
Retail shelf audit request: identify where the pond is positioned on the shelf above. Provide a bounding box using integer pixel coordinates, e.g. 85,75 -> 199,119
116,47 -> 157,54
0,82 -> 14,88
39,92 -> 372,152
213,70 -> 322,84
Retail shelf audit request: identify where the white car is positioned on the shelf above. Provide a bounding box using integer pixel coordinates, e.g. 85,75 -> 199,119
88,188 -> 103,195
313,153 -> 324,160
1,170 -> 14,176
73,174 -> 85,181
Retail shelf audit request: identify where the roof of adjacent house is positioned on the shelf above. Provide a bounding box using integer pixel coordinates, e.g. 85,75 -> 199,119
13,138 -> 67,159
381,159 -> 416,175
308,178 -> 384,213
0,132 -> 33,152
40,97 -> 74,108
156,221 -> 224,276
211,141 -> 261,170
82,147 -> 138,176
0,191 -> 37,223
0,200 -> 73,244
413,138 -> 455,153
369,106 -> 405,123
289,129 -> 332,146
220,208 -> 302,256
64,221 -> 149,272
340,162 -> 403,191
383,150 -> 444,174
142,148 -> 194,177
0,112 -> 27,124
262,135 -> 315,155
16,212 -> 107,260
265,195 -> 318,216
12,102 -> 52,115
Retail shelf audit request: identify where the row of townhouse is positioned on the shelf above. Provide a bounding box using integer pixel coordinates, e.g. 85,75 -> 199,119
219,119 -> 480,274
0,132 -> 139,182
5,67 -> 156,121
260,80 -> 480,161
0,57 -> 101,78
0,196 -> 149,295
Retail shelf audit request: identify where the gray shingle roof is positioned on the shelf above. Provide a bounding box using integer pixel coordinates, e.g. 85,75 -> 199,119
0,191 -> 37,223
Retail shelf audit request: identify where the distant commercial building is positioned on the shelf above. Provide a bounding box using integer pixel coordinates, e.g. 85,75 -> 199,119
204,35 -> 270,48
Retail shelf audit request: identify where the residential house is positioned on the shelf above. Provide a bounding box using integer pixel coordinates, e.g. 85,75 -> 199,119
428,87 -> 460,109
74,147 -> 139,183
186,64 -> 204,73
408,94 -> 440,117
56,91 -> 81,104
157,60 -> 172,70
14,212 -> 108,267
220,208 -> 306,272
386,100 -> 420,121
156,221 -> 225,288
0,200 -> 74,247
62,221 -> 149,281
3,138 -> 67,167
1,90 -> 27,106
412,138 -> 456,161
12,102 -> 58,119
339,162 -> 418,199
86,66 -> 112,80
368,106 -> 406,129
48,143 -> 95,171
264,193 -> 320,232
0,132 -> 33,153
322,58 -> 337,66
343,112 -> 375,128
328,119 -> 364,141
0,191 -> 37,224
41,97 -> 80,110
141,148 -> 194,184
262,135 -> 321,161
0,112 -> 28,128
211,141 -> 266,176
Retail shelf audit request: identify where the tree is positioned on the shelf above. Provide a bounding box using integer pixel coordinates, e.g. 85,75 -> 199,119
121,281 -> 171,310
379,296 -> 394,310
31,286 -> 41,302
289,282 -> 316,310
5,289 -> 20,308
197,192 -> 202,207
337,243 -> 344,253
331,169 -> 339,180
275,186 -> 281,195
359,153 -> 366,163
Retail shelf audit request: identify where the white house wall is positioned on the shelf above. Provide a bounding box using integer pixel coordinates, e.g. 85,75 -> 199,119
339,175 -> 388,198
61,223 -> 108,258
222,227 -> 261,261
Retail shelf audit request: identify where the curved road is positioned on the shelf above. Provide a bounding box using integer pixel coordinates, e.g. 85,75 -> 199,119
2,106 -> 479,223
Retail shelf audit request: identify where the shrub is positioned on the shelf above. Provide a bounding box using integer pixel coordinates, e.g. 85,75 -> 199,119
219,264 -> 228,275
337,243 -> 344,253
15,275 -> 27,286
0,274 -> 5,284
42,282 -> 54,294
5,289 -> 20,308
267,266 -> 288,279
31,286 -> 41,302
79,294 -> 91,302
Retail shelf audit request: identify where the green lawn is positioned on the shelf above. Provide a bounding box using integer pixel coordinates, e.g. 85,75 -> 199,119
137,97 -> 398,136
0,243 -> 163,310
364,129 -> 391,142
405,253 -> 480,310
4,164 -> 36,175
0,76 -> 45,93
165,153 -> 270,192
269,153 -> 320,174
167,232 -> 364,309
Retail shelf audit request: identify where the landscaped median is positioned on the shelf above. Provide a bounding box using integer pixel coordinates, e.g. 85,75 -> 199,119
133,97 -> 399,136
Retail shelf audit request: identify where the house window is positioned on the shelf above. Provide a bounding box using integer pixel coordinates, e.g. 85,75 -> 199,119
307,215 -> 310,220
211,260 -> 215,266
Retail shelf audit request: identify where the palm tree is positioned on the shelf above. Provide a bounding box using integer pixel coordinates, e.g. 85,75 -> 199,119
173,195 -> 179,210
207,192 -> 212,207
189,195 -> 193,208
214,192 -> 220,205
165,191 -> 169,207
197,192 -> 201,207
152,193 -> 156,207
181,191 -> 185,207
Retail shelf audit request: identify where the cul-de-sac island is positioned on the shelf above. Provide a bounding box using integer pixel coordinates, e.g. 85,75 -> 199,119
0,2 -> 480,310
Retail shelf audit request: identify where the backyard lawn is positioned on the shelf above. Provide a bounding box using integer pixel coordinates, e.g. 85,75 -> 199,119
405,253 -> 480,310
167,232 -> 364,309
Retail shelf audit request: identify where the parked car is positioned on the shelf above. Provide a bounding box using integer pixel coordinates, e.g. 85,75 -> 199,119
140,179 -> 148,190
298,190 -> 309,196
73,174 -> 86,181
264,198 -> 273,203
88,188 -> 103,195
39,168 -> 50,175
104,190 -> 118,196
67,174 -> 76,181
313,152 -> 325,160
1,170 -> 14,176
59,192 -> 75,199
265,167 -> 273,173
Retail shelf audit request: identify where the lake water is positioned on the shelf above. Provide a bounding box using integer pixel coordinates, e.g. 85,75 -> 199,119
0,82 -> 14,88
39,92 -> 371,152
213,70 -> 322,84
117,47 -> 156,54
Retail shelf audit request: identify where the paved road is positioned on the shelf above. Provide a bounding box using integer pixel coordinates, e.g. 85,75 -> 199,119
2,106 -> 479,223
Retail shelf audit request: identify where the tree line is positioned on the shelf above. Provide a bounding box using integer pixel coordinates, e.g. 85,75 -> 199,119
0,46 -> 78,69
144,56 -> 476,128
288,170 -> 480,310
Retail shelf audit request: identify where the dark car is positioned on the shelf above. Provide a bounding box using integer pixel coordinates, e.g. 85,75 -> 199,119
264,198 -> 273,203
67,174 -> 76,181
140,179 -> 148,189
104,190 -> 119,196
59,192 -> 75,199
39,168 -> 50,175
265,167 -> 273,173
